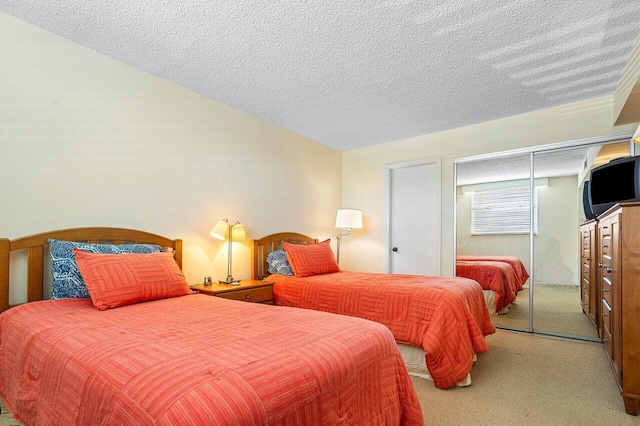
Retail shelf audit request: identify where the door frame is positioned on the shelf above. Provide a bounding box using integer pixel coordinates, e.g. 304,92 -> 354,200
384,157 -> 442,274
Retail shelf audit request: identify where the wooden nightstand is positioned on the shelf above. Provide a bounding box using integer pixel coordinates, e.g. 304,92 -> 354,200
191,280 -> 274,304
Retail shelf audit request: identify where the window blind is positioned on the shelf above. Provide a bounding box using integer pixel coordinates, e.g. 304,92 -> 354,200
471,187 -> 538,234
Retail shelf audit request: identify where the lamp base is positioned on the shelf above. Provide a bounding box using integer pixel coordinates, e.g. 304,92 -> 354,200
218,277 -> 241,285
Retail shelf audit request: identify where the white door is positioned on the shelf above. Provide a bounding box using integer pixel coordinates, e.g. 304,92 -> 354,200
385,158 -> 441,275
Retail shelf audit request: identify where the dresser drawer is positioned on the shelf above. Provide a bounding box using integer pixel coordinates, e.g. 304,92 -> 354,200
601,298 -> 613,364
581,250 -> 589,261
601,321 -> 613,363
216,286 -> 273,304
602,299 -> 612,338
582,264 -> 590,282
602,274 -> 613,307
582,240 -> 590,253
601,239 -> 612,258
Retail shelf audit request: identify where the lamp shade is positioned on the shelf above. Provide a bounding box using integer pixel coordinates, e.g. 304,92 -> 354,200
210,219 -> 229,240
210,219 -> 247,241
335,209 -> 363,229
230,222 -> 247,241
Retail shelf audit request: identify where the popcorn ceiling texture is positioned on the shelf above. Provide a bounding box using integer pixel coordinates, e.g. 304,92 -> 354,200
2,0 -> 640,151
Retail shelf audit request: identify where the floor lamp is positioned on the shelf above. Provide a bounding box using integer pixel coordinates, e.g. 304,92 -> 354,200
335,209 -> 363,265
210,218 -> 247,284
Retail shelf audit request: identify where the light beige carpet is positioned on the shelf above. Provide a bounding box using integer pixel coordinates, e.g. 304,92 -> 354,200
0,400 -> 20,426
491,284 -> 599,340
412,329 -> 637,425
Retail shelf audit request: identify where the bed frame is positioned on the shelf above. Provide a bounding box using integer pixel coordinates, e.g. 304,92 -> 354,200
251,232 -> 317,280
0,227 -> 182,313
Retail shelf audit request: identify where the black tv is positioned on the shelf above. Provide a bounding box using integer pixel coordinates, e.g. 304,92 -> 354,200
582,181 -> 596,220
589,155 -> 640,216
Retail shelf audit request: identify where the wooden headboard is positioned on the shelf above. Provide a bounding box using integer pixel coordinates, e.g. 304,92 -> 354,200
251,232 -> 317,281
0,227 -> 182,313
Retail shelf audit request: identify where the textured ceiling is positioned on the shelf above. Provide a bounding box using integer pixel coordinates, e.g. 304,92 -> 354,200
457,148 -> 589,186
2,1 -> 640,151
456,142 -> 631,186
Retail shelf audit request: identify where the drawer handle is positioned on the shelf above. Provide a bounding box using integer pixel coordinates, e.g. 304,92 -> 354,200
245,294 -> 251,300
603,288 -> 610,293
602,314 -> 609,317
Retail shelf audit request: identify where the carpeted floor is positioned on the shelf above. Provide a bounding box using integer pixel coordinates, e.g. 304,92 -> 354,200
413,329 -> 637,425
491,283 -> 599,340
0,400 -> 20,426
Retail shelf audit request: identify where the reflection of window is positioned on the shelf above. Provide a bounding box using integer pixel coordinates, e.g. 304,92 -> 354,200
471,187 -> 538,235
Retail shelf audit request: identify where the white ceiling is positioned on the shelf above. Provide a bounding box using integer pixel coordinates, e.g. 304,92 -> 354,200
2,1 -> 640,151
456,141 -> 631,186
456,148 -> 591,186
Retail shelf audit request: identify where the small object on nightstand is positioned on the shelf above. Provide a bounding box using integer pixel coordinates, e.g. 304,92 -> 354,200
204,276 -> 213,286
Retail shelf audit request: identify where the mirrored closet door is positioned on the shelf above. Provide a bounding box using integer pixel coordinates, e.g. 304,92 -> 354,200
455,152 -> 531,333
454,135 -> 632,341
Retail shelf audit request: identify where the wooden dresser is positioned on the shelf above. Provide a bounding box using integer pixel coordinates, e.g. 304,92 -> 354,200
597,203 -> 640,416
579,219 -> 598,327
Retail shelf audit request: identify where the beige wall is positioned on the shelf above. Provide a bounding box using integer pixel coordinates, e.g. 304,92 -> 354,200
456,176 -> 579,285
534,176 -> 580,285
343,100 -> 636,276
0,13 -> 342,303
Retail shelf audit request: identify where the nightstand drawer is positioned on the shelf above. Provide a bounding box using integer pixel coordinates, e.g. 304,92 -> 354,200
190,280 -> 274,304
216,286 -> 273,304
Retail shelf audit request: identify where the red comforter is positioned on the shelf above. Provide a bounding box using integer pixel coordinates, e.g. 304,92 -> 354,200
269,271 -> 495,389
456,260 -> 520,313
456,255 -> 529,290
0,294 -> 423,425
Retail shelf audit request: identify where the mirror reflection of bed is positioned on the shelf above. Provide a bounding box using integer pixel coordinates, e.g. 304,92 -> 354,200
455,140 -> 630,340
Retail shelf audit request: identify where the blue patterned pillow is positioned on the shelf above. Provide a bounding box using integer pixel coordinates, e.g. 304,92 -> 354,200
266,250 -> 293,276
48,239 -> 162,299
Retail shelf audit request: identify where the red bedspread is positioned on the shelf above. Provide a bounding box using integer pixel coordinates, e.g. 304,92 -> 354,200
456,255 -> 529,290
269,271 -> 495,389
0,294 -> 423,425
456,260 -> 520,313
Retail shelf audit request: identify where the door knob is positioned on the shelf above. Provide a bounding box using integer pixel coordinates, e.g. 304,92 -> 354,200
392,247 -> 398,252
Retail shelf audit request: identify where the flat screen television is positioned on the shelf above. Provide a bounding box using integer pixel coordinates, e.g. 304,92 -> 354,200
582,181 -> 596,220
589,155 -> 640,216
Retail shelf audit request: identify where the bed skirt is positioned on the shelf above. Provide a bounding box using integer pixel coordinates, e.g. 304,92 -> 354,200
483,289 -> 510,314
398,343 -> 475,387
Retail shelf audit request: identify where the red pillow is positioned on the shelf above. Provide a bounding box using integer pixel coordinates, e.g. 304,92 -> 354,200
74,248 -> 193,310
283,239 -> 340,278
